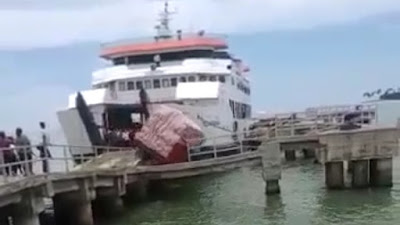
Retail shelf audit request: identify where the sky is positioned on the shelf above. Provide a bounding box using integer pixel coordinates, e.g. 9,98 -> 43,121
1,0 -> 400,141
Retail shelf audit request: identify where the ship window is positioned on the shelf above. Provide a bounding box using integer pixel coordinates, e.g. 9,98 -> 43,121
179,77 -> 187,82
113,57 -> 125,65
199,75 -> 207,82
118,81 -> 126,91
188,76 -> 196,82
213,51 -> 231,59
144,80 -> 152,89
209,75 -> 217,82
153,79 -> 161,89
171,78 -> 177,87
162,79 -> 170,87
127,81 -> 135,90
136,81 -> 143,90
109,82 -> 116,92
219,75 -> 226,83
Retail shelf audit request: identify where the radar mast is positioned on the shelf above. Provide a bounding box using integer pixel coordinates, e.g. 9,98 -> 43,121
155,1 -> 175,39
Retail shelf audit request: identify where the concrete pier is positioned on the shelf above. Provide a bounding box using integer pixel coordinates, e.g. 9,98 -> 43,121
370,158 -> 393,187
0,146 -> 261,225
325,161 -> 344,189
319,126 -> 399,189
351,160 -> 369,188
261,141 -> 282,195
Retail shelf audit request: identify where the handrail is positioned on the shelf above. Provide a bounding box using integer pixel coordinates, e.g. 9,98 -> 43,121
0,135 -> 264,185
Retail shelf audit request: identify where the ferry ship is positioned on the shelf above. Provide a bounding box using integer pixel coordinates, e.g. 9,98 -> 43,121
57,2 -> 252,159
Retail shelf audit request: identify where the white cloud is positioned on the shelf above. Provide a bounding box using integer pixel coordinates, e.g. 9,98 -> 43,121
0,0 -> 400,50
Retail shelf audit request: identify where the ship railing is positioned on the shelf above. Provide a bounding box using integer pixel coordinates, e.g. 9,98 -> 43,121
186,130 -> 268,162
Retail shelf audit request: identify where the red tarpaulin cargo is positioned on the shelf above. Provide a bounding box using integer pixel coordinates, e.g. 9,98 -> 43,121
135,105 -> 204,164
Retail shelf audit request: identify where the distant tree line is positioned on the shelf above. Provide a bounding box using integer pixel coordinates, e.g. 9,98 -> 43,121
363,88 -> 400,100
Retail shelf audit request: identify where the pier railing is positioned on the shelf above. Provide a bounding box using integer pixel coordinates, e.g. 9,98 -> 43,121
0,144 -> 136,184
254,117 -> 340,139
0,133 -> 266,184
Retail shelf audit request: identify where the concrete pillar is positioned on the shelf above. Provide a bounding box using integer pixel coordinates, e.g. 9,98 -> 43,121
284,150 -> 296,161
265,180 -> 280,195
93,187 -> 124,218
325,161 -> 344,189
123,179 -> 148,205
13,210 -> 40,225
351,160 -> 369,188
53,180 -> 94,225
370,158 -> 393,187
261,141 -> 282,196
2,191 -> 45,225
53,192 -> 94,225
302,148 -> 316,159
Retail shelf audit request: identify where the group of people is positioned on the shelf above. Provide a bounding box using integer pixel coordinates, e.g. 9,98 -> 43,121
0,122 -> 52,176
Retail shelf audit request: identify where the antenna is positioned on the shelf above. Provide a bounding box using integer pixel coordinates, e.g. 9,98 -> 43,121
155,0 -> 175,39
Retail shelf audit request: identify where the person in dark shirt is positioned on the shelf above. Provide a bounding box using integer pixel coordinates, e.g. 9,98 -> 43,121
0,131 -> 13,176
15,128 -> 33,175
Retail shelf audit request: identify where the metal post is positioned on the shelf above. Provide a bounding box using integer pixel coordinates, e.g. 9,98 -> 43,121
63,146 -> 69,172
240,138 -> 244,154
290,117 -> 295,137
23,146 -> 29,176
0,153 -> 5,178
80,151 -> 84,165
213,138 -> 217,159
94,146 -> 98,158
186,143 -> 191,162
8,163 -> 12,178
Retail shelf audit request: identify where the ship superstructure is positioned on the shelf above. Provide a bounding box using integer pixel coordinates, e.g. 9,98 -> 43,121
58,2 -> 252,157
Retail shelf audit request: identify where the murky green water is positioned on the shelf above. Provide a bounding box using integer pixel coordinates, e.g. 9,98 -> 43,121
107,159 -> 400,225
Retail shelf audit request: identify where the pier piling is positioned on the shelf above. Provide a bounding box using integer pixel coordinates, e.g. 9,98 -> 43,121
8,191 -> 44,225
123,179 -> 149,204
93,187 -> 125,217
370,158 -> 393,187
53,191 -> 94,225
53,180 -> 94,225
261,141 -> 282,195
351,160 -> 369,188
325,161 -> 344,189
284,149 -> 296,161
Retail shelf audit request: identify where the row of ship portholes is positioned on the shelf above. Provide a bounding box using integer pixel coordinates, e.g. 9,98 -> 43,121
96,74 -> 250,94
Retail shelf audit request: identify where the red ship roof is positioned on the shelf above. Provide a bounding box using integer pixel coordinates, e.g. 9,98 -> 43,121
100,36 -> 227,59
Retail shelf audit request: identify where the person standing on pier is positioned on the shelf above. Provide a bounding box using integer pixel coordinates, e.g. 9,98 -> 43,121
37,122 -> 52,173
15,128 -> 33,175
0,131 -> 13,176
